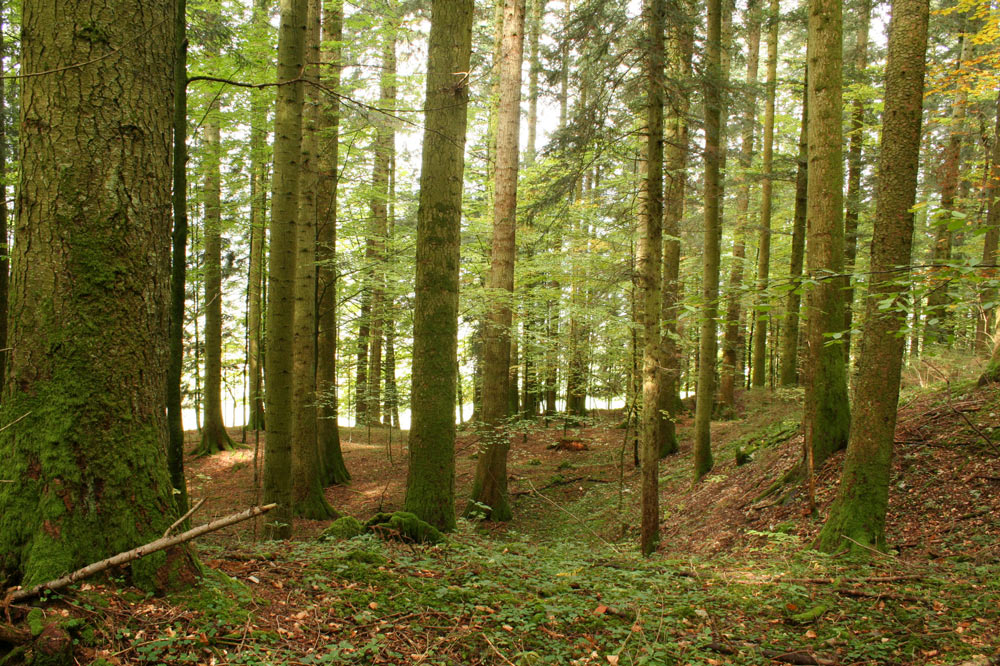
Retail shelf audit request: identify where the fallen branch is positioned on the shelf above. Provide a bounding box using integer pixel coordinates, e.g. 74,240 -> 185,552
760,648 -> 836,665
780,574 -> 922,584
4,503 -> 276,604
162,498 -> 206,538
0,621 -> 30,645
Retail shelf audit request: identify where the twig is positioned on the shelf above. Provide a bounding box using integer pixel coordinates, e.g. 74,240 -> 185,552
524,479 -> 621,552
4,503 -> 276,603
481,634 -> 518,666
162,498 -> 206,538
0,412 -> 31,434
842,535 -> 898,560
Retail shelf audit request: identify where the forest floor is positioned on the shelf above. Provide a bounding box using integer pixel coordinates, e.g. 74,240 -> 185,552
11,368 -> 1000,665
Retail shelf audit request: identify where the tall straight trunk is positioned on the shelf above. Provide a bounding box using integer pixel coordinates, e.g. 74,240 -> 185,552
779,78 -> 809,386
639,0 -> 665,556
0,0 -> 198,587
521,2 -> 541,424
694,0 -> 723,480
167,0 -> 190,514
291,0 -> 334,519
354,298 -> 370,423
195,113 -> 236,456
719,0 -> 761,409
367,21 -> 398,428
815,0 -> 928,552
264,0 -> 308,539
403,0 -> 474,531
468,0 -> 525,522
657,0 -> 692,454
246,0 -> 269,433
976,94 -> 1000,356
842,0 -> 873,361
0,19 -> 7,392
750,0 -> 779,388
567,166 -> 589,417
925,30 -> 968,345
317,0 -> 349,485
804,0 -> 850,470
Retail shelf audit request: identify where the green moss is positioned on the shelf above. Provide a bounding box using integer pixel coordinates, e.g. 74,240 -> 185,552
171,569 -> 251,629
27,608 -> 46,636
342,550 -> 387,566
365,511 -> 445,544
319,516 -> 364,540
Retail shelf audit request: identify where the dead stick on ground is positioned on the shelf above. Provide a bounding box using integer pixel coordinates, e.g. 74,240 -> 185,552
4,503 -> 277,604
524,478 -> 621,552
482,633 -> 518,666
162,498 -> 206,538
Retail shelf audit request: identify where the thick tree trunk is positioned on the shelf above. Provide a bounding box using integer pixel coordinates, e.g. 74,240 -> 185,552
779,76 -> 808,387
0,20 -> 7,392
317,0 -> 349,485
815,0 -> 928,552
694,0 -> 723,480
842,0 -> 873,362
804,0 -> 851,470
291,0 -> 335,520
403,0 -> 474,531
750,0 -> 779,388
264,0 -> 308,539
719,0 -> 761,409
639,0 -> 665,556
0,0 -> 197,588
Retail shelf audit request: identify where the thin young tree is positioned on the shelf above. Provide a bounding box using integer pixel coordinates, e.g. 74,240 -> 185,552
467,0 -> 526,522
403,0 -> 474,531
779,75 -> 808,387
815,0 -> 929,552
263,0 -> 308,539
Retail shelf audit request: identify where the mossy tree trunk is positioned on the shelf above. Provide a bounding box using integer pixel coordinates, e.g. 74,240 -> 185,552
815,0 -> 928,553
719,0 -> 761,410
976,94 -> 1000,358
0,0 -> 198,589
779,76 -> 808,387
194,112 -> 237,457
804,0 -> 850,470
0,16 -> 8,392
694,0 -> 723,481
468,0 -> 525,523
317,0 -> 349,486
639,0 -> 665,556
750,0 -> 778,388
291,0 -> 335,520
403,0 -> 474,531
264,0 -> 308,540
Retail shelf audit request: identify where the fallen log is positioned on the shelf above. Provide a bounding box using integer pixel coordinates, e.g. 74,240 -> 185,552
3,503 -> 276,604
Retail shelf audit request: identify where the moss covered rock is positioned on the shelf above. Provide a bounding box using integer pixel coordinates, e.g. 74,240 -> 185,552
319,516 -> 365,541
364,511 -> 445,544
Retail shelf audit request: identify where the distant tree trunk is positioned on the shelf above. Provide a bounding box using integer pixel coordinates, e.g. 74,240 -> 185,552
195,113 -> 237,456
468,0 -> 525,522
317,0 -> 349,485
0,19 -> 7,391
291,0 -> 335,519
167,0 -> 190,514
0,0 -> 198,588
750,0 -> 778,388
925,30 -> 968,345
842,0 -> 873,362
657,0 -> 692,454
264,0 -> 308,539
815,0 -> 928,552
694,0 -> 723,480
639,0 -> 665,556
976,94 -> 1000,357
804,0 -> 851,470
779,75 -> 808,387
403,0 -> 473,531
719,0 -> 761,410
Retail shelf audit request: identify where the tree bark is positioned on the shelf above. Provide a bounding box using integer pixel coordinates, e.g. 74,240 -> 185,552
815,0 -> 928,552
779,75 -> 808,387
264,0 -> 308,539
976,93 -> 1000,359
0,0 -> 197,588
403,0 -> 474,531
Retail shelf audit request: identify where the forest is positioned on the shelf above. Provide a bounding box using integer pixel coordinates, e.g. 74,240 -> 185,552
0,0 -> 999,663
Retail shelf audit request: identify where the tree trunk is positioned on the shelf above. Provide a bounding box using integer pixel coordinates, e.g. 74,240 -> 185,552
291,0 -> 335,520
403,0 -> 474,531
468,0 -> 525,522
639,0 -> 665,556
804,0 -> 851,470
815,0 -> 928,552
976,93 -> 1000,358
264,0 -> 308,539
317,0 -> 349,485
750,0 -> 779,388
719,0 -> 761,409
0,0 -> 197,588
694,0 -> 723,480
0,18 -> 8,392
779,75 -> 808,387
842,0 -> 873,362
